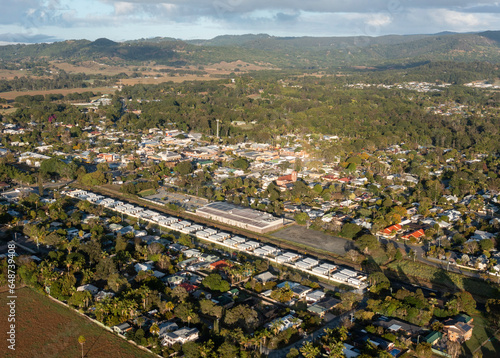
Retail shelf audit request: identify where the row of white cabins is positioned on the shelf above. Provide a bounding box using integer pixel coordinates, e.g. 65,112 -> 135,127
65,189 -> 368,289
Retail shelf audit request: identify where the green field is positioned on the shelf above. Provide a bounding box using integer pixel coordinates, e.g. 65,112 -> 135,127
386,260 -> 500,300
463,313 -> 500,358
0,287 -> 155,358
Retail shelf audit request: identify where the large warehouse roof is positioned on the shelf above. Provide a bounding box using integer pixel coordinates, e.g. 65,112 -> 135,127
195,202 -> 283,233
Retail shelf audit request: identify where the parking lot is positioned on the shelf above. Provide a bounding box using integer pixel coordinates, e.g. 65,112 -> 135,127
272,225 -> 354,256
145,188 -> 208,211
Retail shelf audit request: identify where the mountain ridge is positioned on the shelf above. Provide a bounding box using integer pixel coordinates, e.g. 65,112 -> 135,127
0,31 -> 499,68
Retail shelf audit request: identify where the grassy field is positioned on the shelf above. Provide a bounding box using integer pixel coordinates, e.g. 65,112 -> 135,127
0,87 -> 117,101
386,260 -> 500,300
0,287 -> 155,358
463,313 -> 500,358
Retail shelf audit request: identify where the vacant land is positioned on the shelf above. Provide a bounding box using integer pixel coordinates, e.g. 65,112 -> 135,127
0,87 -> 116,101
0,287 -> 155,358
386,260 -> 500,300
272,225 -> 354,256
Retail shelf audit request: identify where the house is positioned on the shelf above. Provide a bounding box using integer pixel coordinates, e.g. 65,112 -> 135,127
423,331 -> 442,345
76,284 -> 99,296
306,290 -> 326,303
380,224 -> 402,238
254,271 -> 277,283
314,297 -> 341,311
158,321 -> 179,338
163,274 -> 185,287
401,229 -> 425,241
161,327 -> 199,346
266,314 -> 303,332
192,289 -> 212,300
135,261 -> 154,272
209,260 -> 232,271
95,291 -> 115,301
374,317 -> 423,336
178,282 -> 198,293
113,322 -> 133,335
443,315 -> 474,342
291,285 -> 313,298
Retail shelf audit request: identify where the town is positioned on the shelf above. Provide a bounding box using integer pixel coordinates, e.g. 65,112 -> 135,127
0,67 -> 499,358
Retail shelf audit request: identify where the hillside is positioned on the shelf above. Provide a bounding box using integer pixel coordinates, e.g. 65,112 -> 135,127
0,31 -> 499,69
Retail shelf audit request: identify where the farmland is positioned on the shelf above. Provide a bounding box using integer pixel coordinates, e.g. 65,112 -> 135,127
0,287 -> 155,358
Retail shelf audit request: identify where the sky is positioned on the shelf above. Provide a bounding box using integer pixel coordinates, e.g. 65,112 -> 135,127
0,0 -> 499,43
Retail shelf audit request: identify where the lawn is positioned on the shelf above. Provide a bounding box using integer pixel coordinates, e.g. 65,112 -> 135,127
386,260 -> 500,300
0,287 -> 155,358
463,313 -> 500,358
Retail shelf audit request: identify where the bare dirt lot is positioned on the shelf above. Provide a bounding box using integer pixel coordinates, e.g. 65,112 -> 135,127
0,287 -> 155,358
272,225 -> 354,256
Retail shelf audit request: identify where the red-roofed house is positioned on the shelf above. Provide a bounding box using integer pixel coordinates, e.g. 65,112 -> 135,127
322,174 -> 338,181
178,283 -> 198,293
209,260 -> 232,271
402,229 -> 425,241
380,224 -> 402,238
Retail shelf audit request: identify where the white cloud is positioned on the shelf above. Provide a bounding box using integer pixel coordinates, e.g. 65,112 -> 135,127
1,0 -> 500,41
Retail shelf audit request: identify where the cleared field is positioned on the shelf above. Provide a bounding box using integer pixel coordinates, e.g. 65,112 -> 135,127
272,225 -> 354,256
0,287 -> 155,358
0,87 -> 116,100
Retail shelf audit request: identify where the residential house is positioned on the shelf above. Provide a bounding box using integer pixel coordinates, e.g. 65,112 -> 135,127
76,284 -> 99,296
443,315 -> 474,342
254,271 -> 277,283
161,327 -> 199,346
113,322 -> 133,335
402,229 -> 425,241
374,317 -> 423,337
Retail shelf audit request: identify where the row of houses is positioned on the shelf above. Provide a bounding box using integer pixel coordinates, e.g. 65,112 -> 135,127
64,189 -> 368,289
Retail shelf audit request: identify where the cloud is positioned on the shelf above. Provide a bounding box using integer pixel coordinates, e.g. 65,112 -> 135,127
0,0 -> 499,41
0,32 -> 60,43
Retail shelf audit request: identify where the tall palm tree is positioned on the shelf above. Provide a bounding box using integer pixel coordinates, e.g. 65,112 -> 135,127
78,335 -> 86,358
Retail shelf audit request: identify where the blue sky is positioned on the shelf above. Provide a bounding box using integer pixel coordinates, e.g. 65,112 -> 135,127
0,0 -> 499,43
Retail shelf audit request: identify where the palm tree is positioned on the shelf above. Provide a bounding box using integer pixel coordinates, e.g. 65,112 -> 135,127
150,322 -> 160,336
164,301 -> 175,313
256,329 -> 271,352
270,320 -> 283,336
300,341 -> 320,358
78,335 -> 86,358
327,339 -> 345,358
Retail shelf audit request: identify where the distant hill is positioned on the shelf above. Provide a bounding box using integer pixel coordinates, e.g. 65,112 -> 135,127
0,31 -> 499,68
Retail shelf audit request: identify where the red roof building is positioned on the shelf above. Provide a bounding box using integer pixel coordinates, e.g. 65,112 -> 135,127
276,171 -> 298,187
381,224 -> 402,237
209,260 -> 232,271
178,283 -> 198,293
402,229 -> 425,241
